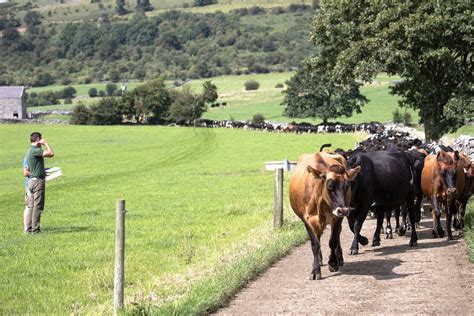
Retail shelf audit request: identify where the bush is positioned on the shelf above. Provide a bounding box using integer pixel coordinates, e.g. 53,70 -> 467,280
392,108 -> 403,124
89,97 -> 122,125
403,111 -> 412,126
70,104 -> 91,125
244,80 -> 260,91
64,98 -> 72,104
252,113 -> 265,125
88,87 -> 98,97
275,83 -> 284,88
57,86 -> 77,99
98,90 -> 106,97
106,83 -> 117,96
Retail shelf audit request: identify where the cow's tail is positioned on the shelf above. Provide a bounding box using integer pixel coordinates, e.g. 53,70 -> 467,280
319,143 -> 332,152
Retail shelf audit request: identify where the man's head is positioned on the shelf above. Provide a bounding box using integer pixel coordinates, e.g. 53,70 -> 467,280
30,132 -> 42,145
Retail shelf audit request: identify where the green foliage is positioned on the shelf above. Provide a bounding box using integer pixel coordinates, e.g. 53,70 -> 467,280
168,86 -> 206,123
121,79 -> 171,123
23,11 -> 42,34
89,97 -> 123,125
26,91 -> 59,107
310,0 -> 473,141
115,0 -> 128,15
88,87 -> 98,98
105,83 -> 117,96
0,8 -> 315,86
275,83 -> 284,88
392,108 -> 403,124
202,80 -> 218,104
194,0 -> 217,7
244,80 -> 260,91
251,113 -> 265,125
403,111 -> 412,126
282,62 -> 366,123
69,103 -> 91,124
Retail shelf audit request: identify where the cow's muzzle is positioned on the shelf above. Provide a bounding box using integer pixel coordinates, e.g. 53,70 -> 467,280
332,207 -> 354,217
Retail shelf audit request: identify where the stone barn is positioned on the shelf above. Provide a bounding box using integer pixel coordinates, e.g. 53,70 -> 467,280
0,86 -> 27,119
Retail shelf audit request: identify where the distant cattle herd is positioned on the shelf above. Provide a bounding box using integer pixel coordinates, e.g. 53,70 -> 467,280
183,119 -> 385,134
288,129 -> 473,280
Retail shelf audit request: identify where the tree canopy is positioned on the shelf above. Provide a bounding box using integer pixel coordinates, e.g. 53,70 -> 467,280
282,62 -> 366,123
310,0 -> 473,141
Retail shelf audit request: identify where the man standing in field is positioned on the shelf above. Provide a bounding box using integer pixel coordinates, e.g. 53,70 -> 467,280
25,132 -> 54,234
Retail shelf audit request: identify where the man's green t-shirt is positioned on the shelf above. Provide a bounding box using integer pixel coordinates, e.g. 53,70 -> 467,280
26,145 -> 45,178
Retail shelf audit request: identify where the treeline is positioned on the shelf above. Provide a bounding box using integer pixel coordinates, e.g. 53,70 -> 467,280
0,5 -> 314,86
70,79 -> 218,125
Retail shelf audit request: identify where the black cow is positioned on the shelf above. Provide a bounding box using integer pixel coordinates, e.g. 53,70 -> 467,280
346,150 -> 418,254
386,149 -> 427,237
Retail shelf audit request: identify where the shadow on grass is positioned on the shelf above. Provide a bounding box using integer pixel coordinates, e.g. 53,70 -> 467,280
44,226 -> 99,234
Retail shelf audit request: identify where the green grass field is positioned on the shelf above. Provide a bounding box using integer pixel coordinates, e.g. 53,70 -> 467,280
28,72 -> 419,127
0,124 -> 361,314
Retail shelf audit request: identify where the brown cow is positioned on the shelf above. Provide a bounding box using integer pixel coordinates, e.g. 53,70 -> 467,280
289,151 -> 360,280
453,153 -> 473,230
421,150 -> 461,240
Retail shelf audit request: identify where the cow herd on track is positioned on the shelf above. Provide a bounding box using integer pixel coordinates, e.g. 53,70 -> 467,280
289,130 -> 473,280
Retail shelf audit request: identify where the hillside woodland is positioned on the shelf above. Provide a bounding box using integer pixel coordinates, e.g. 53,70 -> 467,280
0,3 -> 316,86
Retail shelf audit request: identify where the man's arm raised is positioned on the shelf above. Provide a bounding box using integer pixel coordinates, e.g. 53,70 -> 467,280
39,139 -> 54,158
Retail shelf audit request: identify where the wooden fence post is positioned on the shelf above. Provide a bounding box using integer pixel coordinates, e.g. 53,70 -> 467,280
265,159 -> 296,228
114,199 -> 125,315
273,168 -> 284,228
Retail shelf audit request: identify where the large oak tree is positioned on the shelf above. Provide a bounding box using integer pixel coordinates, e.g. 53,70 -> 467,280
310,0 -> 473,141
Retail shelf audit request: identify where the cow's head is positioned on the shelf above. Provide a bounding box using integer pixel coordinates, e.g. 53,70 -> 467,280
436,150 -> 459,196
307,161 -> 361,217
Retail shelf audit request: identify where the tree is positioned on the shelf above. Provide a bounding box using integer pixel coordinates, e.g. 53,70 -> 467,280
202,80 -> 218,104
70,104 -> 91,125
115,0 -> 127,15
244,80 -> 260,91
89,97 -> 122,125
136,0 -> 153,12
120,79 -> 171,123
168,86 -> 206,124
24,11 -> 42,35
106,83 -> 118,96
88,87 -> 98,97
310,1 -> 473,141
194,0 -> 217,7
282,62 -> 366,123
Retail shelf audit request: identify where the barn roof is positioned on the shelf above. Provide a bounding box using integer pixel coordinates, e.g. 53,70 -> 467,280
0,86 -> 25,99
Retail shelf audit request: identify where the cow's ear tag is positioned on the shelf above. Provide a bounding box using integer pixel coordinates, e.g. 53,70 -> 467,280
307,166 -> 325,179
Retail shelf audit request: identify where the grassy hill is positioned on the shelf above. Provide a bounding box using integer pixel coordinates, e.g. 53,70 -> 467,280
12,0 -> 313,23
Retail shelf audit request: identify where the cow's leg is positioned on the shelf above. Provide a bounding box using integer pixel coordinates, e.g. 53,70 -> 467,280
328,218 -> 343,272
395,206 -> 401,233
406,191 -> 418,247
415,193 -> 423,227
446,198 -> 455,241
303,221 -> 322,280
431,195 -> 444,238
372,210 -> 384,246
385,209 -> 393,239
349,207 -> 369,255
348,215 -> 369,247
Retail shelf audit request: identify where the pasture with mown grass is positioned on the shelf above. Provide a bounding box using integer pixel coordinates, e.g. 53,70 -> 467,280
0,124 -> 362,314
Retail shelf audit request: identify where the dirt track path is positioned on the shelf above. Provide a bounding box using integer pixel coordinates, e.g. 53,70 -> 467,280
217,217 -> 474,315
